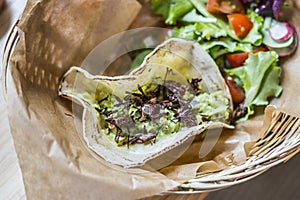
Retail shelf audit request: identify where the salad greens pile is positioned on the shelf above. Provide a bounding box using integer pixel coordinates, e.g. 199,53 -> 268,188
226,51 -> 282,121
137,0 -> 296,122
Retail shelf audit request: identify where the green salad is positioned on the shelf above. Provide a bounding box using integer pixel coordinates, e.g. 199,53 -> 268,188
131,0 -> 297,122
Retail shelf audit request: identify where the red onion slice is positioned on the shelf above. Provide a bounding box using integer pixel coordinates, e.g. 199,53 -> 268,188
268,30 -> 298,57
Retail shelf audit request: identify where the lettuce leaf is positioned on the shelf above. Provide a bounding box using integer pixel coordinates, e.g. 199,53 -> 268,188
201,38 -> 253,53
226,51 -> 282,120
151,0 -> 194,25
181,9 -> 217,23
151,0 -> 171,19
200,38 -> 252,59
189,0 -> 212,18
194,22 -> 227,41
166,0 -> 194,24
171,25 -> 197,41
130,49 -> 153,70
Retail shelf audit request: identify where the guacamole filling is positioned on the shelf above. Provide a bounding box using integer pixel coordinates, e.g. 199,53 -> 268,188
93,72 -> 230,147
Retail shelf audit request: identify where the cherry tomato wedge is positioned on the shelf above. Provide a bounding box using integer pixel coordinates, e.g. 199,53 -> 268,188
225,75 -> 245,104
207,0 -> 245,15
226,52 -> 249,68
227,14 -> 253,38
226,45 -> 269,68
252,45 -> 269,54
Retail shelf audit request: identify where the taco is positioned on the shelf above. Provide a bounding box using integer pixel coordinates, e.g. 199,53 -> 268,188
58,38 -> 233,168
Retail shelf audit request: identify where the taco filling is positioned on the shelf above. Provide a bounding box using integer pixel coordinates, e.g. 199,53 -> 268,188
94,71 -> 230,147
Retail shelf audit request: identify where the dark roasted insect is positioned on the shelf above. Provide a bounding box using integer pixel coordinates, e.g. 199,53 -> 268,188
231,103 -> 247,123
94,96 -> 112,116
122,133 -> 157,145
126,84 -> 163,122
140,103 -> 156,121
161,68 -> 173,99
98,96 -> 109,104
95,107 -> 112,117
189,78 -> 202,95
122,126 -> 157,145
126,84 -> 149,102
165,80 -> 188,97
140,97 -> 167,121
160,99 -> 179,109
105,117 -> 134,143
161,79 -> 191,110
175,102 -> 197,127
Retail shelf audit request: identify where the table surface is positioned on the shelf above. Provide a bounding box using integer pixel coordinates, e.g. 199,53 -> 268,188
0,1 -> 299,200
0,1 -> 27,199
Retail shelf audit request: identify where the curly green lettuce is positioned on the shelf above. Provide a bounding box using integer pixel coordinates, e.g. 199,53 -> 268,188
226,51 -> 282,121
152,0 -> 263,55
152,0 -> 194,25
149,0 -> 283,121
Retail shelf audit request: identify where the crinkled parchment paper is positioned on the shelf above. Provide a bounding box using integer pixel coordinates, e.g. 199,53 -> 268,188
5,0 -> 300,199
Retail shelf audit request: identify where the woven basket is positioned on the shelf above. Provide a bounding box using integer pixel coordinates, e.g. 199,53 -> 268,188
2,21 -> 300,195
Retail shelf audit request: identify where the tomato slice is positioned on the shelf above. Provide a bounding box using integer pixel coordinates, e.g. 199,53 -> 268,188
226,45 -> 269,68
207,0 -> 245,15
226,52 -> 249,68
252,45 -> 269,54
207,0 -> 222,14
227,13 -> 253,38
225,75 -> 245,104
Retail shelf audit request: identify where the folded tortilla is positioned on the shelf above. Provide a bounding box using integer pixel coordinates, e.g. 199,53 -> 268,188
59,38 -> 233,168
